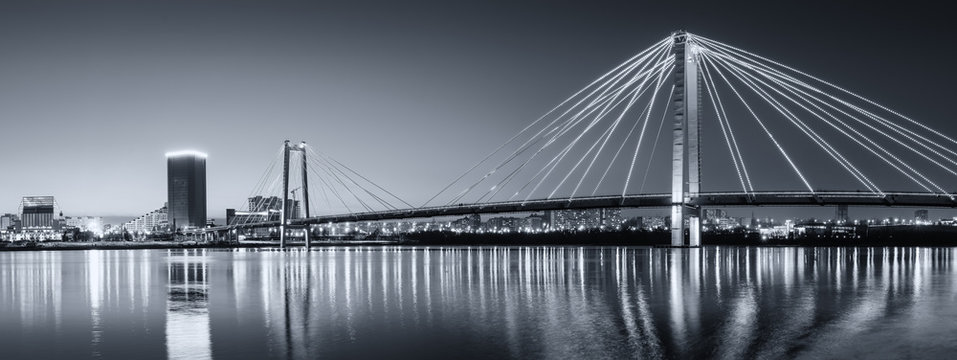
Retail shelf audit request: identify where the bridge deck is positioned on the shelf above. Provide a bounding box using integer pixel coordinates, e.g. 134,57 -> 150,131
212,191 -> 957,231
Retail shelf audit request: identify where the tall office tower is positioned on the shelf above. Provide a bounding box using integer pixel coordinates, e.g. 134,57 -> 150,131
167,150 -> 207,230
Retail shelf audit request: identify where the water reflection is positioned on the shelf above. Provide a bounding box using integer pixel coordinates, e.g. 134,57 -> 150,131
166,249 -> 211,359
0,247 -> 956,359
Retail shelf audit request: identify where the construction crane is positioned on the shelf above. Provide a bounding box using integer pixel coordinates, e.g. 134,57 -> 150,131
290,187 -> 302,219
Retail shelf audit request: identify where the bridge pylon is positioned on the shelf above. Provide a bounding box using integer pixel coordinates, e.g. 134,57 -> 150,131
670,31 -> 702,247
279,140 -> 311,249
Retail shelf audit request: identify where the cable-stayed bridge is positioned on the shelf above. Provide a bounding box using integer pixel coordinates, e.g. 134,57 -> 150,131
211,31 -> 957,247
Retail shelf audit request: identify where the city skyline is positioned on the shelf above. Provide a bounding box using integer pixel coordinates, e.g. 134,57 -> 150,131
3,3 -> 957,359
2,1 -> 957,217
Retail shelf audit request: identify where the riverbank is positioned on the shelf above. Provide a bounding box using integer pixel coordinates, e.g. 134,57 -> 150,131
4,226 -> 957,251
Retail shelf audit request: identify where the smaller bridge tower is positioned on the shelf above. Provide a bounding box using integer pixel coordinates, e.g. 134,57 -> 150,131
280,140 -> 311,248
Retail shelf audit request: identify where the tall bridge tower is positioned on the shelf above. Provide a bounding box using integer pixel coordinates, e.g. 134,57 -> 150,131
670,31 -> 702,247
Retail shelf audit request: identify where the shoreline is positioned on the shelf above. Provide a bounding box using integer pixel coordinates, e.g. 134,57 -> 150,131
3,239 -> 957,252
0,240 -> 403,252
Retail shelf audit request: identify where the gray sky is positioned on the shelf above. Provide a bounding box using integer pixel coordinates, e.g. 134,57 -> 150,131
1,1 -> 955,220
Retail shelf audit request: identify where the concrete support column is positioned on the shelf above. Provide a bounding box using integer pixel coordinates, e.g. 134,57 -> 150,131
300,142 -> 311,251
280,140 -> 291,249
304,227 -> 310,250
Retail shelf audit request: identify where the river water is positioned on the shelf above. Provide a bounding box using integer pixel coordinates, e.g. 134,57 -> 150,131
0,246 -> 955,359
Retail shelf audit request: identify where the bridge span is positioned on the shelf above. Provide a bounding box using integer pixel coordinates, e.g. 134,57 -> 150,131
213,32 -> 957,249
211,191 -> 957,232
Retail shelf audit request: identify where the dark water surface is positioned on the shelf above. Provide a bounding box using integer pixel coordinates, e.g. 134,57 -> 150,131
1,246 -> 955,359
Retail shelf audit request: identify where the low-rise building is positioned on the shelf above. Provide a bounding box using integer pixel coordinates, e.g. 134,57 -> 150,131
123,204 -> 169,234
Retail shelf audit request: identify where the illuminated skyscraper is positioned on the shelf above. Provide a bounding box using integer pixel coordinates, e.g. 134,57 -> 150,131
167,151 -> 207,230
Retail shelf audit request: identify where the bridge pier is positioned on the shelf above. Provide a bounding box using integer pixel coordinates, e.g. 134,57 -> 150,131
670,31 -> 701,247
301,142 -> 311,250
305,226 -> 311,250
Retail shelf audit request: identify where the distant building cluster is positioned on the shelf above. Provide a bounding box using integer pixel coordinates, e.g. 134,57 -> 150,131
3,150 -> 209,242
225,195 -> 302,238
438,208 -> 623,234
227,208 -> 625,240
756,220 -> 860,240
122,204 -> 169,235
64,216 -> 105,235
277,209 -> 625,238
221,204 -> 957,241
1,196 -> 104,241
701,209 -> 752,231
546,209 -> 624,231
226,196 -> 301,226
740,209 -> 942,241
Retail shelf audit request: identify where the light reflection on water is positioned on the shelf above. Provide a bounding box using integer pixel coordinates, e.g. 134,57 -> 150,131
1,246 -> 956,359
